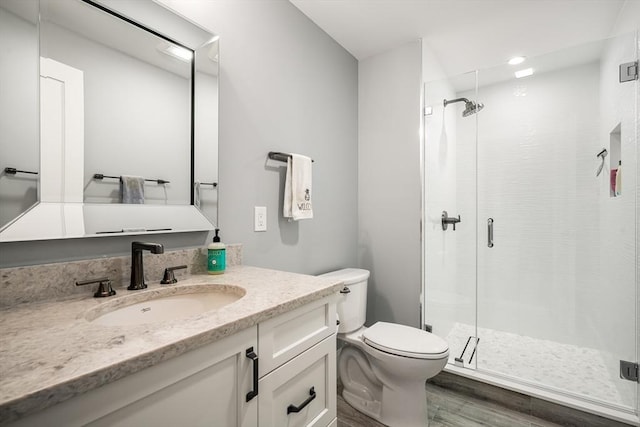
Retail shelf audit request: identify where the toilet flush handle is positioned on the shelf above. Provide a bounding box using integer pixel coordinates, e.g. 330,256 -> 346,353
340,286 -> 351,294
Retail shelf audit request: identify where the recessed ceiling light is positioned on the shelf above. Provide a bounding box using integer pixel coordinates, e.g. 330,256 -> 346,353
508,56 -> 526,65
515,68 -> 534,78
158,43 -> 193,62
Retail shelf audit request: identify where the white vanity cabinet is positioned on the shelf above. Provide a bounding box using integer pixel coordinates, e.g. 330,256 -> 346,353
10,326 -> 258,427
258,296 -> 337,427
8,295 -> 337,427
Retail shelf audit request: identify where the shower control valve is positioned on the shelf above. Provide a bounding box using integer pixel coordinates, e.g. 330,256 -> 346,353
441,211 -> 461,231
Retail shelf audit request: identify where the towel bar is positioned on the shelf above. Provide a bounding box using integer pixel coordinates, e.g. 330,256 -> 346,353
268,151 -> 314,163
93,173 -> 170,184
4,167 -> 38,175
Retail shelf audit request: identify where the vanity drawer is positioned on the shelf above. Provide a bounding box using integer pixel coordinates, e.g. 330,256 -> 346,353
259,296 -> 336,376
258,335 -> 336,427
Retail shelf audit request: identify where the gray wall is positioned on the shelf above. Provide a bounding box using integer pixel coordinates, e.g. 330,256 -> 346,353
358,41 -> 423,327
43,21 -> 192,205
0,0 -> 359,272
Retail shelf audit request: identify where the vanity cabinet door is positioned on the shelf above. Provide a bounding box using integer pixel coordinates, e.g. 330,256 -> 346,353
258,334 -> 337,427
9,326 -> 258,427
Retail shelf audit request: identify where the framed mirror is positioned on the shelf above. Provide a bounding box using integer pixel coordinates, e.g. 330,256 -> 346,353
0,0 -> 218,242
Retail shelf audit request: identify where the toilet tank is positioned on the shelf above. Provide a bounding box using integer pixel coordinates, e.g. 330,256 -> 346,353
318,268 -> 370,333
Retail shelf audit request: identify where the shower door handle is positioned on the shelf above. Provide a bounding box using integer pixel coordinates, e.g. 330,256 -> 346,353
487,218 -> 494,248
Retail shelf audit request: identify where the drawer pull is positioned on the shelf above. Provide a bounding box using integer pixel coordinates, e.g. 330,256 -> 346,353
287,386 -> 316,414
246,347 -> 259,402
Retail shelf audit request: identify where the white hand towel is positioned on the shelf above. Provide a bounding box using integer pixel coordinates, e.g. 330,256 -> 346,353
283,154 -> 313,220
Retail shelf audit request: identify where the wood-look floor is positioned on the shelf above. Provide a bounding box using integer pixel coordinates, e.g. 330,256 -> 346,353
337,380 -> 565,427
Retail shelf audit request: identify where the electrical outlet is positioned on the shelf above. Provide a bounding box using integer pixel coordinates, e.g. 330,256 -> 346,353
254,206 -> 267,232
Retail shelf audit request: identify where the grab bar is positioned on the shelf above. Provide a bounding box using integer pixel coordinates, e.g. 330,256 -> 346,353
487,218 -> 494,248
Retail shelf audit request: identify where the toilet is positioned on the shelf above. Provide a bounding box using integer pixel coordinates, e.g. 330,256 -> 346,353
320,268 -> 449,427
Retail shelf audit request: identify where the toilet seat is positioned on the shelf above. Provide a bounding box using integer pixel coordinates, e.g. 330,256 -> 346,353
362,322 -> 449,360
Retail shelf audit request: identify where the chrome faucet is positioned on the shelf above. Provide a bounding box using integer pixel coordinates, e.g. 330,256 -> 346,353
129,241 -> 164,290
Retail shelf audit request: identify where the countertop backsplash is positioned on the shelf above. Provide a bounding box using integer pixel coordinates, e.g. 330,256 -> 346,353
0,244 -> 242,308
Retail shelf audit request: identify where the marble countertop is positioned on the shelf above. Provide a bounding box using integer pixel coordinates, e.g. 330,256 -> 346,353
0,265 -> 342,424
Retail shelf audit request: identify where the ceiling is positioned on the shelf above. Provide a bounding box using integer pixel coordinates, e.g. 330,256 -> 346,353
289,0 -> 632,77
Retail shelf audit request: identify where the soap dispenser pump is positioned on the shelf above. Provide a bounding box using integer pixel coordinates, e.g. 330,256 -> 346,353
208,229 -> 226,274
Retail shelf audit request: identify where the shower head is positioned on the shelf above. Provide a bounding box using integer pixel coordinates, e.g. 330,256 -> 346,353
443,97 -> 484,117
462,101 -> 484,117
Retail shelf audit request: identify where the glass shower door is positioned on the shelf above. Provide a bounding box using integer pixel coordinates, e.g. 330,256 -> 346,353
423,71 -> 480,368
475,33 -> 638,412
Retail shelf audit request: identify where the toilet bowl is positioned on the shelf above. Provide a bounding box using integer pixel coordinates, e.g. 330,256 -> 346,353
319,268 -> 449,427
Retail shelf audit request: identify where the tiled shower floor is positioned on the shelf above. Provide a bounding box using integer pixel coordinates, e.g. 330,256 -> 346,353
445,323 -> 631,407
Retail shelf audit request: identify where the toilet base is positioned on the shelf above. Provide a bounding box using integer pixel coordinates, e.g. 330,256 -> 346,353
341,381 -> 428,427
342,388 -> 382,421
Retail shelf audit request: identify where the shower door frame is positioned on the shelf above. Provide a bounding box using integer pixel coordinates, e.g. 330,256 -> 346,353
421,31 -> 640,424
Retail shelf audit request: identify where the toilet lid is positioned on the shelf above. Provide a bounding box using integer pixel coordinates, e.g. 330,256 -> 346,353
362,322 -> 449,360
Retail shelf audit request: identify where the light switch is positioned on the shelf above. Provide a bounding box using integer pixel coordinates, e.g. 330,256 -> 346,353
254,206 -> 267,232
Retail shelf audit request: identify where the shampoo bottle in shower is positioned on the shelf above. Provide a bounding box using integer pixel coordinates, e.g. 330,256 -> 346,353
208,229 -> 226,274
615,161 -> 622,196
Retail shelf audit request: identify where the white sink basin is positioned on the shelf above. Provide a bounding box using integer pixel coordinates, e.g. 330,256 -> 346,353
86,285 -> 245,326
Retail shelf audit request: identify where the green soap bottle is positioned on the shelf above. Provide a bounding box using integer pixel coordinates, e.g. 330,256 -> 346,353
207,229 -> 226,274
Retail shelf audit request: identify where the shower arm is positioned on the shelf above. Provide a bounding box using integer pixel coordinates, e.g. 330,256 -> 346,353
443,97 -> 470,108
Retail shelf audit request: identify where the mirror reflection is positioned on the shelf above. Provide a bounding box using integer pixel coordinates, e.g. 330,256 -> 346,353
0,0 -> 219,241
0,0 -> 39,230
194,38 -> 219,217
41,0 -> 192,205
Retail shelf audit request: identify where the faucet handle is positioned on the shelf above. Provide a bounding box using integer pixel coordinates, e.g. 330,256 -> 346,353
161,265 -> 187,284
76,277 -> 116,298
441,210 -> 462,231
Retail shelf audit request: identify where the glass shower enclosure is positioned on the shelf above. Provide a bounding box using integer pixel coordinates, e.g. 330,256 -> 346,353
423,31 -> 639,422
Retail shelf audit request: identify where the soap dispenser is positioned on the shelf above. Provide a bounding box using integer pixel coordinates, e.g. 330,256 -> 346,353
208,229 -> 226,275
